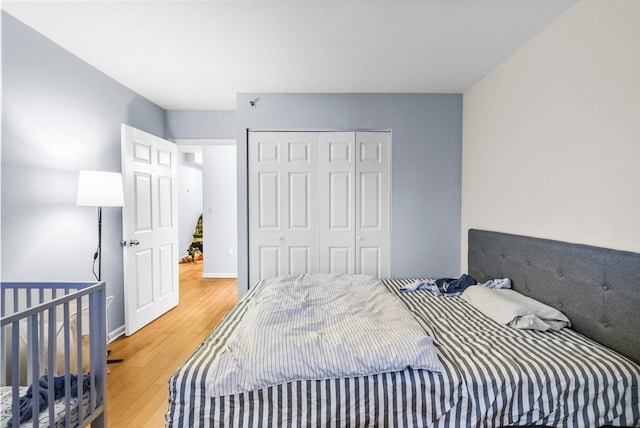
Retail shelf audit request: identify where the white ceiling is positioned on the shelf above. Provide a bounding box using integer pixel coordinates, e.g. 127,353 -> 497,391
2,0 -> 576,110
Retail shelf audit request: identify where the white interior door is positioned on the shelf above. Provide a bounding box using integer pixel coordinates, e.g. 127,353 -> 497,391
248,132 -> 320,286
121,124 -> 179,336
355,131 -> 390,278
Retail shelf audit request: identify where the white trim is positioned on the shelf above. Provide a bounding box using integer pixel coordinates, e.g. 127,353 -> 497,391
173,138 -> 236,146
108,325 -> 126,343
202,272 -> 238,279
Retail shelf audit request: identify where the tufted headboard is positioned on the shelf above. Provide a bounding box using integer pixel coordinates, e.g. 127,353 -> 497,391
468,229 -> 640,365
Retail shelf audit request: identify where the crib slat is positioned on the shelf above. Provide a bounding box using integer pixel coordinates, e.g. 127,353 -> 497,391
76,296 -> 83,379
11,321 -> 20,428
0,288 -> 5,387
13,288 -> 18,318
39,309 -> 45,376
63,301 -> 71,427
29,314 -> 39,428
64,371 -> 72,427
90,286 -> 106,415
75,296 -> 83,425
47,307 -> 56,425
0,287 -> 4,386
0,324 -> 4,387
46,368 -> 54,428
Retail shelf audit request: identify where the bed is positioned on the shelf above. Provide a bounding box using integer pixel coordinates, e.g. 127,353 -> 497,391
166,229 -> 640,427
0,282 -> 107,428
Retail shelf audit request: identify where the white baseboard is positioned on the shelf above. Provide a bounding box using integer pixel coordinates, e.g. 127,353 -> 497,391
202,272 -> 237,279
108,325 -> 126,343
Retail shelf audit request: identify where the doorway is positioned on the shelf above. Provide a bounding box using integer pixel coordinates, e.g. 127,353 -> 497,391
175,139 -> 238,278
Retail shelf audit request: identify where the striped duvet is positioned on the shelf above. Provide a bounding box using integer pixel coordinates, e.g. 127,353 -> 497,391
166,278 -> 640,427
205,274 -> 440,397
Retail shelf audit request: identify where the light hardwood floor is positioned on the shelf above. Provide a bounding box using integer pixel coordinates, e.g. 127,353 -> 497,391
105,262 -> 237,427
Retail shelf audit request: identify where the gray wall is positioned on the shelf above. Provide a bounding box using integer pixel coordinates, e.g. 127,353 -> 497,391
202,145 -> 238,277
166,110 -> 236,139
236,93 -> 463,296
176,147 -> 203,259
1,12 -> 166,337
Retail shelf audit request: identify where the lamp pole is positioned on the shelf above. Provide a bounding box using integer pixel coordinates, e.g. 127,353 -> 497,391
97,206 -> 103,282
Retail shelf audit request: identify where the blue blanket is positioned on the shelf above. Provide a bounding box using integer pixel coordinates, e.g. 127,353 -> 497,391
401,274 -> 477,296
9,374 -> 90,427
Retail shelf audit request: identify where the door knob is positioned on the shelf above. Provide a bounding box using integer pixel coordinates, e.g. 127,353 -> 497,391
121,239 -> 140,247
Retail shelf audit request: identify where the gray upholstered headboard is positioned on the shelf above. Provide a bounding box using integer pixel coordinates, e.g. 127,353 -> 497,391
468,229 -> 640,365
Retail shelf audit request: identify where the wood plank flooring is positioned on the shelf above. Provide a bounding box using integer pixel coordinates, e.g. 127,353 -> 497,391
105,262 -> 237,427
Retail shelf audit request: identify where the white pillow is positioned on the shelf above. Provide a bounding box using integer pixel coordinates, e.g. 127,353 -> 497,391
461,286 -> 571,331
481,278 -> 511,289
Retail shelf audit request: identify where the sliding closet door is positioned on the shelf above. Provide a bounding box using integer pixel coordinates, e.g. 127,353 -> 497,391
248,132 -> 320,286
355,132 -> 390,278
318,132 -> 356,274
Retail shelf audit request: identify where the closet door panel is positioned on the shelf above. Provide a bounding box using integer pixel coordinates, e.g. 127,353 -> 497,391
289,247 -> 311,275
249,132 -> 319,286
329,247 -> 351,274
359,247 -> 381,277
259,247 -> 280,281
284,135 -> 318,277
319,132 -> 356,274
359,172 -> 381,228
258,173 -> 279,228
329,173 -> 351,229
355,132 -> 390,279
288,172 -> 311,229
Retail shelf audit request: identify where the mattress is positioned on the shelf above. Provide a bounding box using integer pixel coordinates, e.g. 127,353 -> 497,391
166,278 -> 640,427
0,386 -> 90,428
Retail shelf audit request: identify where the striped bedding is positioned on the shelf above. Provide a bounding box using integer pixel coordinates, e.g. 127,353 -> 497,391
166,278 -> 640,427
205,274 -> 440,397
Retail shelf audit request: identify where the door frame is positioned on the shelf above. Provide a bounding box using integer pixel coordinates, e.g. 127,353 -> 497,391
173,139 -> 238,278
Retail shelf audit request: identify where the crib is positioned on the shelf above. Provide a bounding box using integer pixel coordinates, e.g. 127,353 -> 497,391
0,282 -> 106,428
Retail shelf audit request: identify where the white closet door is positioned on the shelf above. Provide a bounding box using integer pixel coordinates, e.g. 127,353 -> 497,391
249,130 -> 390,286
318,132 -> 356,274
355,131 -> 391,278
248,132 -> 320,286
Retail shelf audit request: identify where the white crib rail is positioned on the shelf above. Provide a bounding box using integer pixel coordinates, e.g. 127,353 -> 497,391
0,282 -> 106,428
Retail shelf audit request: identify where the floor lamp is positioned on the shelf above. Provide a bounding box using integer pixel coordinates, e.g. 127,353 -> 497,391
76,170 -> 125,365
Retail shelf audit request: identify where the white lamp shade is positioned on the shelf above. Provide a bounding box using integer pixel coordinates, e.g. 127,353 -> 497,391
77,171 -> 125,207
